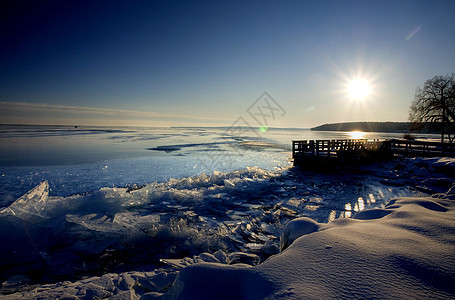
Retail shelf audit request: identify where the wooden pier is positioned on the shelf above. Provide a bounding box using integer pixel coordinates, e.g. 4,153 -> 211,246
292,139 -> 455,168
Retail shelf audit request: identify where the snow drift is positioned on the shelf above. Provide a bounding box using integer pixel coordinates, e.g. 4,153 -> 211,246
164,194 -> 455,299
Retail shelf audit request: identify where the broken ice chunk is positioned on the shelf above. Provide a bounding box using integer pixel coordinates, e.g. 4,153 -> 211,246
213,250 -> 228,264
196,252 -> 220,263
245,243 -> 264,251
1,275 -> 31,291
227,252 -> 260,266
159,258 -> 185,270
65,213 -> 121,234
260,222 -> 277,235
1,181 -> 49,223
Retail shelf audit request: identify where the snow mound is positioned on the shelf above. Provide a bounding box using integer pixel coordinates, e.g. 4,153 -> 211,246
431,157 -> 455,176
280,217 -> 319,251
353,208 -> 393,220
164,196 -> 455,299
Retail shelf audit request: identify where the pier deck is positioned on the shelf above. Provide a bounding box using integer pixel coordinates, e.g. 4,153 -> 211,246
292,139 -> 455,167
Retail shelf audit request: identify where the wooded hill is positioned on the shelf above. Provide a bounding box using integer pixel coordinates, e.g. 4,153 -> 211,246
311,122 -> 439,133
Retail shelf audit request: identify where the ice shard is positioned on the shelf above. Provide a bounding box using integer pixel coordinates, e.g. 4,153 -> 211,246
1,181 -> 50,223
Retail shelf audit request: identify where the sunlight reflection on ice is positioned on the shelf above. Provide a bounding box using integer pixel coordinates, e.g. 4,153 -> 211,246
344,203 -> 352,218
358,197 -> 365,211
348,131 -> 366,140
369,193 -> 376,204
304,204 -> 319,211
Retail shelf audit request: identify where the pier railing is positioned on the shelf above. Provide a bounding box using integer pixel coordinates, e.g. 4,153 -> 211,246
387,139 -> 455,157
292,139 -> 455,165
292,139 -> 384,158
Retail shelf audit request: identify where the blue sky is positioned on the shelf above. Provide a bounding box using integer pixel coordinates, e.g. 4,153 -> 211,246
1,0 -> 454,127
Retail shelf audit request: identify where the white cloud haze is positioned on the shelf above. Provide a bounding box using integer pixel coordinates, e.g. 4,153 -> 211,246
0,101 -> 229,126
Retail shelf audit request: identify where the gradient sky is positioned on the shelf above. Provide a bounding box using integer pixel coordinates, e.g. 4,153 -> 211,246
1,0 -> 455,127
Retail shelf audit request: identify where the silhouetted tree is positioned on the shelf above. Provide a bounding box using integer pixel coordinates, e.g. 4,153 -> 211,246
409,73 -> 455,142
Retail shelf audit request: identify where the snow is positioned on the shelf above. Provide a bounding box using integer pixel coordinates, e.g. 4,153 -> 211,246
1,157 -> 455,299
165,194 -> 455,299
280,217 -> 319,251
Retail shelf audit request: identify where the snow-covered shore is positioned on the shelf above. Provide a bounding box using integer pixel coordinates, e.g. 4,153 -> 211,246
1,157 -> 455,299
166,194 -> 455,299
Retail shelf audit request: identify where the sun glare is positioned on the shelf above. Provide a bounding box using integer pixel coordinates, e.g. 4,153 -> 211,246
349,131 -> 366,140
347,79 -> 371,100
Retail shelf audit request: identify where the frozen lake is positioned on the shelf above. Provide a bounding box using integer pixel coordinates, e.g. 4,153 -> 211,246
0,124 -> 421,202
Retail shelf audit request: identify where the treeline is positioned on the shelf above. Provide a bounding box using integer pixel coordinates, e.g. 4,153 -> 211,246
311,122 -> 439,133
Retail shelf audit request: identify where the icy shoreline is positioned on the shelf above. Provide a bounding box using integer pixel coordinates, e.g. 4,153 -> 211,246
1,157 -> 455,299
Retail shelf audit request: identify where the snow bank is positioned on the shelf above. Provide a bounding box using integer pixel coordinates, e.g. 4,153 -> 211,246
165,193 -> 455,299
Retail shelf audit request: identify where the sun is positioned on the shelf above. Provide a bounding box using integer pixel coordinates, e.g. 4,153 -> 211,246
347,79 -> 371,100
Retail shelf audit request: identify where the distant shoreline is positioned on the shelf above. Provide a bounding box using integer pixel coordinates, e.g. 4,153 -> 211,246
311,121 -> 439,134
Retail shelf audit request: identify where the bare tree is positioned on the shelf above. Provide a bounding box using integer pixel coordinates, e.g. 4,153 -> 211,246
409,73 -> 455,142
